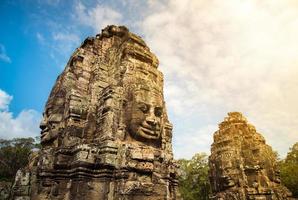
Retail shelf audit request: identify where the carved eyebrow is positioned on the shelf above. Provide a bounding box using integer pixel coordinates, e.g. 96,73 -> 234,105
137,101 -> 148,106
138,102 -> 149,112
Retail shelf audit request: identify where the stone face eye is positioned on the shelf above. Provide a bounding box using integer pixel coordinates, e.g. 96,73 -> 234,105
48,121 -> 56,129
138,103 -> 149,113
154,107 -> 163,117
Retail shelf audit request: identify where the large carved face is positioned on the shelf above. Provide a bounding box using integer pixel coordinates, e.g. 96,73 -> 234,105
40,107 -> 63,145
127,88 -> 163,141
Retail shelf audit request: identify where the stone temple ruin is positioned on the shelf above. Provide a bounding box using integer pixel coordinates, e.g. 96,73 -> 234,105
209,112 -> 294,200
11,25 -> 180,200
8,25 -> 296,200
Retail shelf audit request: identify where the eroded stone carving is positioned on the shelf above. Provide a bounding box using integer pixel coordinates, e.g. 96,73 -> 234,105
125,85 -> 163,142
209,112 -> 295,200
11,25 -> 180,200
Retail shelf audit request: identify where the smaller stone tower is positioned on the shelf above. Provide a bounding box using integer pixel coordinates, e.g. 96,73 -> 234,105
209,112 -> 295,200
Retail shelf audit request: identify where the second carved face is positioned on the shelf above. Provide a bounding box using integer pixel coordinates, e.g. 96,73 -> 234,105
40,107 -> 63,145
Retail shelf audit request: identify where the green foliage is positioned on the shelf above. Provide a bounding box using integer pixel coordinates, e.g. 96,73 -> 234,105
178,153 -> 210,200
280,142 -> 298,197
0,137 -> 39,182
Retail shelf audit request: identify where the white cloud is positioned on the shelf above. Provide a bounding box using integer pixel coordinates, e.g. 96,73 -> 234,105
0,89 -> 41,140
0,44 -> 11,63
173,124 -> 217,158
140,0 -> 298,158
0,89 -> 13,111
75,1 -> 122,33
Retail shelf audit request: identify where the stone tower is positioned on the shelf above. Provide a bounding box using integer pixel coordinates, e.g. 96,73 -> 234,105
209,112 -> 294,200
11,25 -> 180,200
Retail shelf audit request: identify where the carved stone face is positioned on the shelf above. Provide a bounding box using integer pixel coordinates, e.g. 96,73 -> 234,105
127,89 -> 163,140
219,162 -> 237,190
40,108 -> 63,144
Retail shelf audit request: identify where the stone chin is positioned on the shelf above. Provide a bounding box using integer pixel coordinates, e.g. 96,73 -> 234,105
40,130 -> 59,144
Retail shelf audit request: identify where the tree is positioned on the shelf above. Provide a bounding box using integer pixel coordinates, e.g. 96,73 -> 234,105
178,153 -> 211,200
0,137 -> 39,182
280,142 -> 298,197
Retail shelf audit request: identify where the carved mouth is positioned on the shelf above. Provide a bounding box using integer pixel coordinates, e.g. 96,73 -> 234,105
41,132 -> 48,139
140,126 -> 159,136
40,129 -> 49,139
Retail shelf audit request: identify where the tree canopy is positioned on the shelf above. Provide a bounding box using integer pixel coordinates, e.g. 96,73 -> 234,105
0,137 -> 39,181
178,153 -> 211,200
280,142 -> 298,198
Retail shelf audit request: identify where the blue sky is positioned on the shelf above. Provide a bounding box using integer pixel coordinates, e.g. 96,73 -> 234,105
1,0 -> 298,159
0,0 -> 145,114
1,1 -> 73,114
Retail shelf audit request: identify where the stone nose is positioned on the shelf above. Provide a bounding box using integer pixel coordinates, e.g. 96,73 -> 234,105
39,118 -> 47,131
146,118 -> 157,126
146,109 -> 158,126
